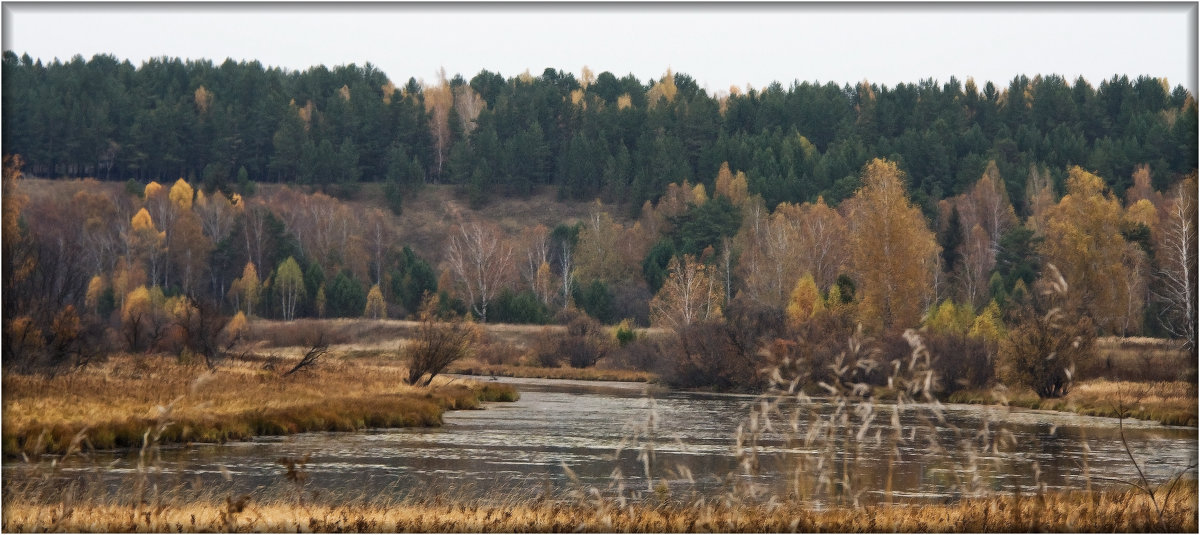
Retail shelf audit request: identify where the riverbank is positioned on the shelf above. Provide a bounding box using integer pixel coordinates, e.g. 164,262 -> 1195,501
1,354 -> 517,457
447,358 -> 656,382
2,484 -> 1193,532
948,379 -> 1198,426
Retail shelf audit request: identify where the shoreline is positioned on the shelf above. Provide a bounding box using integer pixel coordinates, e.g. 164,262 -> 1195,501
1,355 -> 518,459
445,361 -> 1197,428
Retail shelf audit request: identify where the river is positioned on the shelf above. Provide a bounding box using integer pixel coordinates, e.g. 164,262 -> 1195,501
9,375 -> 1197,506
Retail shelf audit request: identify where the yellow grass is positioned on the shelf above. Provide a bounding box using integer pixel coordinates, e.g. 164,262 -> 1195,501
2,484 -> 1194,532
1085,336 -> 1196,382
250,318 -> 661,383
949,379 -> 1199,426
448,358 -> 656,382
1,353 -> 517,456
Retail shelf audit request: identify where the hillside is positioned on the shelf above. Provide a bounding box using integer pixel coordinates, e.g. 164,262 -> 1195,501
18,177 -> 625,267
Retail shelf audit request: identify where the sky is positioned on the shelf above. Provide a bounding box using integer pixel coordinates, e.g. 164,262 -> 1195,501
3,3 -> 1197,95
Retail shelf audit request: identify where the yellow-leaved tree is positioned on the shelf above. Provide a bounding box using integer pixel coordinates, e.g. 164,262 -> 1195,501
169,178 -> 194,211
1040,166 -> 1132,332
968,300 -> 1005,346
130,207 -> 166,287
785,273 -> 824,326
713,162 -> 749,207
646,69 -> 678,106
924,299 -> 974,336
230,262 -> 261,316
364,284 -> 387,320
845,159 -> 939,331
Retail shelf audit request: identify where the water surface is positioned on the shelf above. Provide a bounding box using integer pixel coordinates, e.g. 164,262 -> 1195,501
10,375 -> 1197,505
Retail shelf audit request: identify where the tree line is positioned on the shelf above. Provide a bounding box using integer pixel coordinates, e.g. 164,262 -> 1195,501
3,150 -> 1195,373
2,55 -> 1196,392
3,52 -> 1196,216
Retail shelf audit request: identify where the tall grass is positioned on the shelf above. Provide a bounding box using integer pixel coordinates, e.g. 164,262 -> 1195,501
950,379 -> 1199,426
2,353 -> 517,456
3,478 -> 1194,532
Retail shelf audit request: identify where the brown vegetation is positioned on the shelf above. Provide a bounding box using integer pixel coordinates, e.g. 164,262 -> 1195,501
1,352 -> 517,457
951,379 -> 1198,427
1081,336 -> 1196,382
2,481 -> 1193,532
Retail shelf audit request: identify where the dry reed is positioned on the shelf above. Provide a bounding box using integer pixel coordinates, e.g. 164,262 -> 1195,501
2,353 -> 517,456
2,483 -> 1193,532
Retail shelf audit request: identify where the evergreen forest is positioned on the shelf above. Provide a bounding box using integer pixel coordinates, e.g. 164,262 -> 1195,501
3,52 -> 1197,391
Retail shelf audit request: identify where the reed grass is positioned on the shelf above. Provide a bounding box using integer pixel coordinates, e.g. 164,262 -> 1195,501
2,353 -> 517,457
2,483 -> 1194,532
949,379 -> 1198,426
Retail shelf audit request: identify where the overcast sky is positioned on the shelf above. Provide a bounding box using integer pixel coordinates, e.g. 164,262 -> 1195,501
3,3 -> 1197,95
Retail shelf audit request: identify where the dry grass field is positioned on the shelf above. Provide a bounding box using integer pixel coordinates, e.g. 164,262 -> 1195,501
1,353 -> 517,457
2,483 -> 1194,532
1083,336 -> 1198,383
247,317 -> 664,382
949,379 -> 1198,426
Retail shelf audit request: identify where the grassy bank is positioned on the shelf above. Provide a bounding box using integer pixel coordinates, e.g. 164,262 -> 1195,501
2,484 -> 1194,532
447,358 -> 656,383
949,379 -> 1198,426
250,318 -> 661,383
1,354 -> 517,457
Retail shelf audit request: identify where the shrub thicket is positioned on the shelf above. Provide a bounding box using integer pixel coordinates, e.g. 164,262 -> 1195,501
997,272 -> 1095,398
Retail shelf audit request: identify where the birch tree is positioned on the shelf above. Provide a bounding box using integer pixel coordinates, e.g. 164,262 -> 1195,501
1040,166 -> 1132,332
1155,176 -> 1197,352
275,256 -> 304,321
446,221 -> 513,322
845,158 -> 939,331
649,255 -> 723,329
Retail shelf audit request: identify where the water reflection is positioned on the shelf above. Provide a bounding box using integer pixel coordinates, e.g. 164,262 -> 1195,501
9,375 -> 1196,505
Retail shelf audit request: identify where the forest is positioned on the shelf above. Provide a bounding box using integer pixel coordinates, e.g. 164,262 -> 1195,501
2,53 -> 1197,393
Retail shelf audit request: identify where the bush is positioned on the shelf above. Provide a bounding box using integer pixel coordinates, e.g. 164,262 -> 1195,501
786,309 -> 863,387
531,332 -> 562,367
489,289 -> 552,325
562,312 -> 612,368
403,294 -> 479,386
924,332 -> 993,395
614,319 -> 637,346
476,334 -> 523,366
529,310 -> 613,368
657,321 -> 763,391
725,297 -> 787,354
610,337 -> 663,371
997,279 -> 1095,398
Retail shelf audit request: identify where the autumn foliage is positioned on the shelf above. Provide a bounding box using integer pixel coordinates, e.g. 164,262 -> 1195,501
845,159 -> 939,331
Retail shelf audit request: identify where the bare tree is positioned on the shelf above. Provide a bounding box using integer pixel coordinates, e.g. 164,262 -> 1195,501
445,220 -> 513,322
649,255 -> 724,329
174,295 -> 232,369
518,224 -> 552,304
1155,177 -> 1197,354
284,336 -> 328,377
403,293 -> 479,386
365,208 -> 393,286
559,238 -> 574,307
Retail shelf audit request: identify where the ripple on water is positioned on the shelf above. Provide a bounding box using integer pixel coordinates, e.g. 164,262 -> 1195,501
9,376 -> 1196,502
